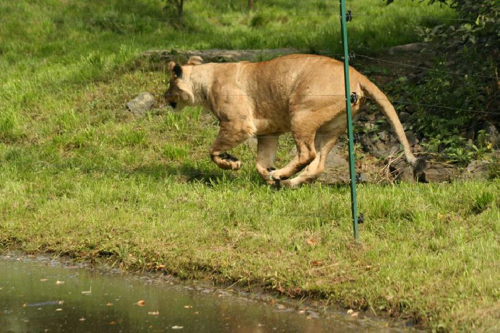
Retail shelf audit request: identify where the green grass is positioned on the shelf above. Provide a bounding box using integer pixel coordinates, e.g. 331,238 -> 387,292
1,0 -> 498,331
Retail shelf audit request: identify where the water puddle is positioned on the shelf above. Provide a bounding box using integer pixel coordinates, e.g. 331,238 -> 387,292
0,254 -> 406,332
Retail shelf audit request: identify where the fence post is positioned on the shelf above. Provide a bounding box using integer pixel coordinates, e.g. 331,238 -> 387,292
339,0 -> 359,242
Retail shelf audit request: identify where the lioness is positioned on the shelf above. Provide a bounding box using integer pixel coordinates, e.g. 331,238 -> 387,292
165,54 -> 424,187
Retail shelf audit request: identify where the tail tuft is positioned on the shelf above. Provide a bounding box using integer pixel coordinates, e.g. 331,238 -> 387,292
412,157 -> 427,175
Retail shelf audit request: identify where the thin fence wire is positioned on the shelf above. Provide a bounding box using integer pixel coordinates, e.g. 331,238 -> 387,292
147,7 -> 497,81
150,11 -> 479,23
197,207 -> 348,221
161,93 -> 500,116
355,54 -> 497,79
156,49 -> 497,80
196,209 -> 345,221
344,11 -> 480,22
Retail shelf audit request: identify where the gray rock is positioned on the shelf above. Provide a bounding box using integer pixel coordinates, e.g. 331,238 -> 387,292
405,132 -> 418,146
422,163 -> 459,183
126,92 -> 155,116
463,159 -> 492,180
357,112 -> 376,122
143,48 -> 303,63
388,158 -> 415,183
388,43 -> 427,54
325,153 -> 349,169
394,162 -> 414,182
363,122 -> 376,132
398,165 -> 415,182
378,131 -> 388,142
356,172 -> 369,183
398,111 -> 411,123
359,132 -> 400,159
322,155 -> 350,184
484,121 -> 499,148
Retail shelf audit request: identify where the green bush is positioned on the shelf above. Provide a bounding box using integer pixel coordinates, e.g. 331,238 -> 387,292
386,0 -> 499,165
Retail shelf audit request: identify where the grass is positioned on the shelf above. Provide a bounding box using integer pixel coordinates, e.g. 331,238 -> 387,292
1,0 -> 498,331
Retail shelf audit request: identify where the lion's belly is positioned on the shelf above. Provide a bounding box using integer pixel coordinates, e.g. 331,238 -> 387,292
248,97 -> 291,135
252,118 -> 291,136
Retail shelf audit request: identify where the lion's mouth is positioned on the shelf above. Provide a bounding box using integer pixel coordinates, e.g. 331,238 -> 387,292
169,101 -> 177,109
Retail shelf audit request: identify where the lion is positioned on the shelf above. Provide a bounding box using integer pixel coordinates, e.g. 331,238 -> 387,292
164,54 -> 424,187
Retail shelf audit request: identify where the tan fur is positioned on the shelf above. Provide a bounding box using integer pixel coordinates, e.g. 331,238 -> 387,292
165,54 -> 421,187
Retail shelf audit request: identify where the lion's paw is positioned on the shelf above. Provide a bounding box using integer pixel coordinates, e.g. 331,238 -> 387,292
231,160 -> 242,170
268,170 -> 280,181
215,153 -> 242,171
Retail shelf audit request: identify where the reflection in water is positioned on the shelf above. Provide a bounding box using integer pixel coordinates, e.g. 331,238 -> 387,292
0,255 -> 401,332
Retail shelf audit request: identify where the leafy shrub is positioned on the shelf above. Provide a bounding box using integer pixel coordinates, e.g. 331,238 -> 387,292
387,0 -> 499,164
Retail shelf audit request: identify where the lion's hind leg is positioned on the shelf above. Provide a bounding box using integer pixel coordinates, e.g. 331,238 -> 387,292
268,110 -> 327,181
268,131 -> 316,182
281,132 -> 339,188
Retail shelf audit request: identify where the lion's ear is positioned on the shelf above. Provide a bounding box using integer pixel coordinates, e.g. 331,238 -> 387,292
187,56 -> 204,66
168,62 -> 183,79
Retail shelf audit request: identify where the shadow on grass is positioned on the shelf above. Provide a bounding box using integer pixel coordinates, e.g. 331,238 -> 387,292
132,162 -> 364,191
131,162 -> 239,186
320,182 -> 351,194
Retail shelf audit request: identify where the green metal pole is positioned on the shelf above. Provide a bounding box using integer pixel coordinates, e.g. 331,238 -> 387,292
339,0 -> 359,242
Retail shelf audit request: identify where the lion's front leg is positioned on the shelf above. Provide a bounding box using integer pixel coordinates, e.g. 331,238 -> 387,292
210,124 -> 250,171
211,152 -> 242,170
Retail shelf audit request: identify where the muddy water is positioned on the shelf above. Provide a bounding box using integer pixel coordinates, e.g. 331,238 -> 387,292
0,255 -> 404,332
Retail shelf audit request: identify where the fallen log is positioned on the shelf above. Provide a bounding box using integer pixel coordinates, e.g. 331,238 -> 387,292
142,48 -> 303,63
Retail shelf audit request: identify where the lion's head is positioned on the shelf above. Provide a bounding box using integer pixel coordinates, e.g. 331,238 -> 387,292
164,56 -> 204,110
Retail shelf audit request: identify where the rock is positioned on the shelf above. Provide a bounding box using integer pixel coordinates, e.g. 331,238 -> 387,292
359,132 -> 400,159
412,144 -> 424,154
408,73 -> 423,84
484,121 -> 499,148
356,172 -> 369,183
398,111 -> 411,123
126,92 -> 155,116
319,145 -> 351,183
389,159 -> 415,183
397,165 -> 415,182
463,159 -> 493,180
357,112 -> 376,122
405,132 -> 418,146
364,123 -> 376,131
387,43 -> 427,54
143,48 -> 303,63
421,162 -> 459,183
323,159 -> 350,184
378,131 -> 388,142
325,153 -> 349,169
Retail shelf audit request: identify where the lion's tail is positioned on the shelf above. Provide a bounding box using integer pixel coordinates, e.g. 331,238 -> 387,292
360,78 -> 425,172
